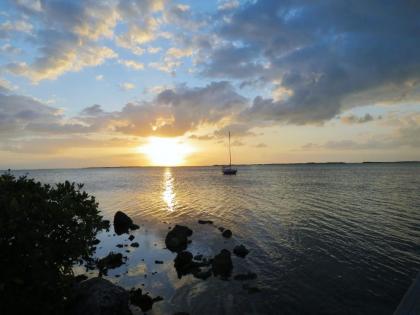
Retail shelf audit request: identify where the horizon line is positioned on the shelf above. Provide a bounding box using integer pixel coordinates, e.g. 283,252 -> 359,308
2,161 -> 419,172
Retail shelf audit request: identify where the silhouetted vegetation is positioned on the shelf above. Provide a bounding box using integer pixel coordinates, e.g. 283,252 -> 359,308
0,173 -> 109,315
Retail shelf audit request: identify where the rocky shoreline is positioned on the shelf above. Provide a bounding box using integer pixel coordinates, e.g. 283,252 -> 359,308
70,210 -> 259,315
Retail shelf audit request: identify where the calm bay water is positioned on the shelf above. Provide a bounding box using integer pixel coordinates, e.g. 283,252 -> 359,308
11,164 -> 420,314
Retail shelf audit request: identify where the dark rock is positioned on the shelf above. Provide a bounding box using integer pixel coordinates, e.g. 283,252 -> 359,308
130,288 -> 163,312
233,244 -> 249,258
198,220 -> 213,224
130,224 -> 140,230
165,225 -> 193,252
116,244 -> 124,248
128,235 -> 135,241
74,274 -> 88,283
114,211 -> 133,235
174,251 -> 203,278
97,252 -> 124,275
155,260 -> 163,264
222,229 -> 232,238
92,239 -> 100,245
218,227 -> 225,232
234,272 -> 257,281
69,278 -> 131,315
130,242 -> 139,248
212,249 -> 233,278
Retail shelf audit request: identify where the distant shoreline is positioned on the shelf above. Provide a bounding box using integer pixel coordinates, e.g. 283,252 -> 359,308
2,161 -> 419,172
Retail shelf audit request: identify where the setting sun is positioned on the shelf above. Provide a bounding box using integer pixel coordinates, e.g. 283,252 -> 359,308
137,137 -> 195,166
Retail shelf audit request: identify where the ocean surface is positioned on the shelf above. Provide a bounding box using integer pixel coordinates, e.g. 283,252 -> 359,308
10,164 -> 420,314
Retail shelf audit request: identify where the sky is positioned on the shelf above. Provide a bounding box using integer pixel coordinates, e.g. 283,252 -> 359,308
0,0 -> 419,168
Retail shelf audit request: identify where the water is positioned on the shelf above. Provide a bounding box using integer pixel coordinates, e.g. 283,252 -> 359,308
10,164 -> 420,314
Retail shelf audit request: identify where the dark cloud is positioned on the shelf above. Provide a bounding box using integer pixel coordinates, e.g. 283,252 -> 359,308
113,81 -> 247,137
340,113 -> 380,124
202,0 -> 420,124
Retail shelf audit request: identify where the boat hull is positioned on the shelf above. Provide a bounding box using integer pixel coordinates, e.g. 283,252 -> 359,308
222,168 -> 237,175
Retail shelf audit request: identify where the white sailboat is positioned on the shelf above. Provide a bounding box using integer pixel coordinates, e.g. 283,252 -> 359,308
222,131 -> 237,175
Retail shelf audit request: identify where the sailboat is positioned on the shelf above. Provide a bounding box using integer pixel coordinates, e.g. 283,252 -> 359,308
222,131 -> 237,175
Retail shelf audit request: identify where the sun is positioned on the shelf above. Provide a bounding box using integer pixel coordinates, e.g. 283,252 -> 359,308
137,137 -> 195,166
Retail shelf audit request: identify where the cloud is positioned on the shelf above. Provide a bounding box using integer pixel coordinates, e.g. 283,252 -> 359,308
340,113 -> 380,124
119,82 -> 136,91
255,143 -> 267,148
118,59 -> 144,70
5,0 -> 164,81
112,81 -> 247,137
218,0 -> 240,11
200,0 -> 420,124
0,19 -> 33,38
302,112 -> 420,151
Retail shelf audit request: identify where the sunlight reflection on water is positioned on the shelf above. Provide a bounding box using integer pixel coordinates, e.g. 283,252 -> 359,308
162,168 -> 176,212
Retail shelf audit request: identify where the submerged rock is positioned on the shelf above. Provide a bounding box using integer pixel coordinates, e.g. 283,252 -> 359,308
69,278 -> 131,315
128,235 -> 135,241
155,260 -> 163,264
165,225 -> 193,252
130,288 -> 163,312
222,229 -> 232,238
114,211 -> 137,235
212,249 -> 233,278
174,251 -> 205,278
233,245 -> 249,258
130,242 -> 139,248
198,220 -> 213,225
116,244 -> 124,248
234,272 -> 257,281
97,252 -> 124,275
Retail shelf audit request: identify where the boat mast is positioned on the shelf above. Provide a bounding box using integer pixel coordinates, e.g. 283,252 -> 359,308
229,131 -> 232,167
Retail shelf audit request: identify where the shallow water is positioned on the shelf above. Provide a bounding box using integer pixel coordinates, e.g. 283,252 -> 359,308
12,164 -> 420,314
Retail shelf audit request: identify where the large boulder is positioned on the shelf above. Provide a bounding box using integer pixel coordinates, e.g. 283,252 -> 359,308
129,288 -> 163,312
68,278 -> 131,315
165,225 -> 193,252
97,252 -> 125,276
233,245 -> 249,258
212,249 -> 233,278
114,211 -> 137,235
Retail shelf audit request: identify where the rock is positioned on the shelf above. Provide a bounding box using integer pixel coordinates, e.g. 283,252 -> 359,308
97,252 -> 124,275
128,235 -> 135,241
212,249 -> 233,278
198,220 -> 213,224
69,278 -> 131,315
92,239 -> 100,245
131,224 -> 140,230
174,251 -> 203,278
165,225 -> 193,252
116,244 -> 124,248
233,245 -> 249,258
114,211 -> 133,235
234,272 -> 257,281
130,242 -> 139,248
218,227 -> 225,232
155,260 -> 163,264
222,229 -> 232,238
130,288 -> 163,312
